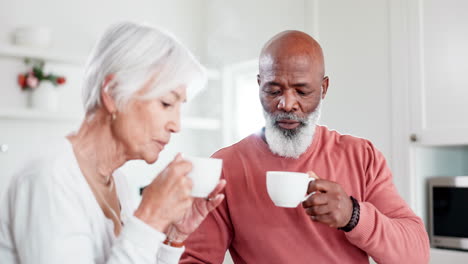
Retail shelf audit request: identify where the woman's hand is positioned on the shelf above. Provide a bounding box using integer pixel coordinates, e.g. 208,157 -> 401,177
134,153 -> 194,232
166,179 -> 226,243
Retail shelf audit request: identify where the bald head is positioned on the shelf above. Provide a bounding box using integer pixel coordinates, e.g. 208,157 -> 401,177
259,30 -> 325,77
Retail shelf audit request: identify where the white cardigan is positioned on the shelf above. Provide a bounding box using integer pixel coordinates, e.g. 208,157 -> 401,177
0,139 -> 183,263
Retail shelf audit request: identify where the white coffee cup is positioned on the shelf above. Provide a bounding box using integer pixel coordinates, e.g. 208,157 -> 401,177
266,171 -> 315,208
184,156 -> 223,198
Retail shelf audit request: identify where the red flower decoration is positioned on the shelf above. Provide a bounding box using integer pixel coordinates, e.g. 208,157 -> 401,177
17,74 -> 26,88
56,77 -> 66,85
26,73 -> 39,89
17,59 -> 67,91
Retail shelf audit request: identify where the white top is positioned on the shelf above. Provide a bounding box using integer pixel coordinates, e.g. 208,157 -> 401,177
0,139 -> 184,263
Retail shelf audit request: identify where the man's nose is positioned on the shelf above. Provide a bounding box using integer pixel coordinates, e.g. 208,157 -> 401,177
277,92 -> 299,112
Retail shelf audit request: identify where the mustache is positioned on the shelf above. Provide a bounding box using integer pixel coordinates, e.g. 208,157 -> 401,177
272,112 -> 309,125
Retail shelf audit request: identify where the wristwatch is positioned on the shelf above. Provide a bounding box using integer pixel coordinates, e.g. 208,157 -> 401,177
163,238 -> 185,248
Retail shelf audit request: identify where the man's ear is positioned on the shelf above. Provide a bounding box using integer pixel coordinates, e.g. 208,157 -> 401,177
257,74 -> 261,86
100,74 -> 117,114
321,76 -> 329,99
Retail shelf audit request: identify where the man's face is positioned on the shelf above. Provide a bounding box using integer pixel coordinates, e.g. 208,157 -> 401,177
257,53 -> 329,158
258,54 -> 327,125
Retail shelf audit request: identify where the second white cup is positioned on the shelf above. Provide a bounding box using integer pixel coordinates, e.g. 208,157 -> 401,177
266,171 -> 315,208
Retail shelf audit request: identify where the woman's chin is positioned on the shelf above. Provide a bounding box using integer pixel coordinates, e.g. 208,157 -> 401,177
143,152 -> 160,164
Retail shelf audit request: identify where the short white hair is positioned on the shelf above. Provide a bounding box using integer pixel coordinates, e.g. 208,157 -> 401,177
82,21 -> 206,114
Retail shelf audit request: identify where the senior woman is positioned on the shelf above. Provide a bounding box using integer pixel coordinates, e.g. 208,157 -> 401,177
0,22 -> 225,263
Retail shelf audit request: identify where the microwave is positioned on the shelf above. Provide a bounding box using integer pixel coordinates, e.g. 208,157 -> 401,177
428,176 -> 468,251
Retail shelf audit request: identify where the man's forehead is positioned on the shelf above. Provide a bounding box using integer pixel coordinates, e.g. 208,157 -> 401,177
260,54 -> 315,75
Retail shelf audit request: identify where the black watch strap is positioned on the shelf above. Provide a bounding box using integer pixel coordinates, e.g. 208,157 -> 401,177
338,196 -> 360,232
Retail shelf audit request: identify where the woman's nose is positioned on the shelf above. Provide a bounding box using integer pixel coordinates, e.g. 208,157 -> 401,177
167,113 -> 181,133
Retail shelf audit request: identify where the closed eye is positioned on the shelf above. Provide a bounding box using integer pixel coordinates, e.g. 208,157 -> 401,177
296,88 -> 314,96
297,90 -> 310,96
267,90 -> 281,96
161,101 -> 173,108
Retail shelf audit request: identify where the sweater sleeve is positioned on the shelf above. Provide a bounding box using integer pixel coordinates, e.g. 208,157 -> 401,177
344,142 -> 430,264
108,216 -> 184,264
6,167 -> 183,264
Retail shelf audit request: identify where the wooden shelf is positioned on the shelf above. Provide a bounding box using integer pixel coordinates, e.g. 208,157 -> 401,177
0,44 -> 85,65
0,108 -> 82,122
0,45 -> 222,78
0,108 -> 221,130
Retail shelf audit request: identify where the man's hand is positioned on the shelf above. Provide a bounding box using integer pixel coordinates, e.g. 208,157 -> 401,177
166,179 -> 226,243
302,172 -> 353,228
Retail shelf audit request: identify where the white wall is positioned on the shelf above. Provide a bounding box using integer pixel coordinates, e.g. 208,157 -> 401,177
0,0 -> 205,56
307,0 -> 392,165
203,0 -> 306,66
0,0 -> 206,111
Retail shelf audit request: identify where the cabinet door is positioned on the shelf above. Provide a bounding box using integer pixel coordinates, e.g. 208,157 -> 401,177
0,119 -> 78,196
409,0 -> 468,145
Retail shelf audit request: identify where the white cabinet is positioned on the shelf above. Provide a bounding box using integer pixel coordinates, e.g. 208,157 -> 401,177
408,0 -> 468,146
390,0 -> 468,261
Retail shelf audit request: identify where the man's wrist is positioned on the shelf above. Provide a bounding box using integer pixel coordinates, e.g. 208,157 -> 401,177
338,196 -> 360,232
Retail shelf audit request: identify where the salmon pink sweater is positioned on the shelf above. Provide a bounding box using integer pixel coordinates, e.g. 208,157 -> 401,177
181,126 -> 429,264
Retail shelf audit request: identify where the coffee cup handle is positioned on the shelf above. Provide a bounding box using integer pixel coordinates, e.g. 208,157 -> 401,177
301,178 -> 316,202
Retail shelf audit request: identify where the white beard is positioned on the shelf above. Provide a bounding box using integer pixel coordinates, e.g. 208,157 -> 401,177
263,100 -> 322,159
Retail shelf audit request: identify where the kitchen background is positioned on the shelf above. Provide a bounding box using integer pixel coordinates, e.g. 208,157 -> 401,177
0,0 -> 467,263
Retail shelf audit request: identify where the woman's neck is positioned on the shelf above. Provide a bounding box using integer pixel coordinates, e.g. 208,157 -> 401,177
68,110 -> 128,235
67,110 -> 127,185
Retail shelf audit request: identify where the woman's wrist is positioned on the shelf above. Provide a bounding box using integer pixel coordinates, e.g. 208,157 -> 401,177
167,230 -> 187,243
163,227 -> 187,247
134,207 -> 170,233
165,225 -> 188,244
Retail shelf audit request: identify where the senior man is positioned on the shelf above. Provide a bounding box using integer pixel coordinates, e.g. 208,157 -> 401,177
181,30 -> 430,264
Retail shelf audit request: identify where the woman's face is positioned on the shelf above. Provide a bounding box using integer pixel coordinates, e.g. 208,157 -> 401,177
111,81 -> 187,164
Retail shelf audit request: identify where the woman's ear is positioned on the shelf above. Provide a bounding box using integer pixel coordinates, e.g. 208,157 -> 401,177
100,74 -> 117,115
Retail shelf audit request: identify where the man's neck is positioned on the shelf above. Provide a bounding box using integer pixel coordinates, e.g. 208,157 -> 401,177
260,127 -> 267,143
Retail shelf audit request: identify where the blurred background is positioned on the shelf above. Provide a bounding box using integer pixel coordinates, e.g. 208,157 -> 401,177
1,0 -> 467,263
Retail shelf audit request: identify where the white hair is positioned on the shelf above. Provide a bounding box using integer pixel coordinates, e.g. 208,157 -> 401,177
81,21 -> 206,114
264,100 -> 322,159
